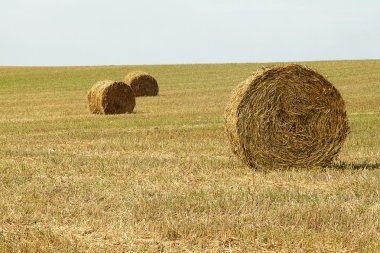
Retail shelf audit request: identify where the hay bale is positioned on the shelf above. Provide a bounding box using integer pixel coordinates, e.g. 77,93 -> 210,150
124,71 -> 158,96
88,80 -> 135,114
225,64 -> 349,169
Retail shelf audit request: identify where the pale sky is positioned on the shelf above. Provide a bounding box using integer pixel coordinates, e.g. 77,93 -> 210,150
1,0 -> 379,66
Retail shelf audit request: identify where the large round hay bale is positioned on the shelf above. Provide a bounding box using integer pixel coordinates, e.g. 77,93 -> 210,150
225,64 -> 349,169
124,71 -> 158,96
88,80 -> 135,114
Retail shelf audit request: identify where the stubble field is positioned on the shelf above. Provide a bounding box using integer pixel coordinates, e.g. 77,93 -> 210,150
0,60 -> 380,252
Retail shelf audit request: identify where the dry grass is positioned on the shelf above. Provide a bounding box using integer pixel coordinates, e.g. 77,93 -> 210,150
225,64 -> 349,169
0,60 -> 380,252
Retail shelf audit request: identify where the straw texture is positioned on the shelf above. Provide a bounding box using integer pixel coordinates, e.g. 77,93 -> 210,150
225,64 -> 349,169
88,80 -> 135,114
124,71 -> 158,97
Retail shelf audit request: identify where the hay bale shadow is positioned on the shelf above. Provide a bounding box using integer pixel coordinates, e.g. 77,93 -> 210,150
333,162 -> 380,170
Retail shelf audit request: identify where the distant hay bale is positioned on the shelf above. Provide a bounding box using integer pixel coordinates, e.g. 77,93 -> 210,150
225,64 -> 349,169
124,71 -> 158,96
88,80 -> 135,114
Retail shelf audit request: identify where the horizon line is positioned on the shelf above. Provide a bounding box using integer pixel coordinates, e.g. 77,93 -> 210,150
1,58 -> 379,68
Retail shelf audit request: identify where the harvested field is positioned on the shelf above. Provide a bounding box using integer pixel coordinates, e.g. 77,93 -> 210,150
0,60 -> 380,252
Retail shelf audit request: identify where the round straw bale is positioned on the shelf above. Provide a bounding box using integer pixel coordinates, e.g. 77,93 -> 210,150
88,80 -> 135,114
124,71 -> 158,96
225,64 -> 349,169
